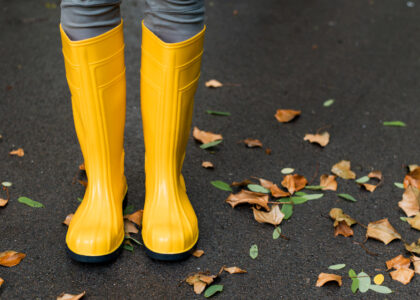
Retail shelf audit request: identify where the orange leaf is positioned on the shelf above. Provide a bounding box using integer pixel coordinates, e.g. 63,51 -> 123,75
243,138 -> 263,148
124,209 -> 143,227
0,277 -> 4,287
406,213 -> 420,231
265,148 -> 272,155
226,190 -> 270,210
304,132 -> 330,147
78,163 -> 85,171
389,268 -> 414,285
62,214 -> 74,226
329,208 -> 356,227
124,219 -> 138,234
320,175 -> 337,191
201,161 -> 214,168
366,219 -> 401,245
0,251 -> 26,267
57,291 -> 86,300
360,183 -> 378,192
368,170 -> 382,180
331,160 -> 356,179
315,273 -> 342,287
205,79 -> 223,88
186,272 -> 216,295
192,249 -> 204,258
404,167 -> 420,189
398,186 -> 420,217
274,109 -> 301,123
258,178 -> 290,198
252,205 -> 284,226
281,174 -> 308,194
0,198 -> 8,207
410,256 -> 420,274
386,255 -> 411,270
334,221 -> 354,237
192,127 -> 223,144
223,266 -> 247,274
9,148 -> 24,157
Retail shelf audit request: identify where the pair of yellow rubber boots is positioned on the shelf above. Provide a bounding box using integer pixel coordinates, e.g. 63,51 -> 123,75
60,20 -> 204,262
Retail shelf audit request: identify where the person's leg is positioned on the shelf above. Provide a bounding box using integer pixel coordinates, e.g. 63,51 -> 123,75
60,0 -> 127,263
140,0 -> 206,260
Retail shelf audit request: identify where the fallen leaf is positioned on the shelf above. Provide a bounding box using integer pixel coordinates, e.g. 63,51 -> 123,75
258,178 -> 290,198
249,244 -> 258,259
320,174 -> 337,191
304,132 -> 330,147
272,227 -> 281,239
63,214 -> 74,226
274,109 -> 301,123
226,190 -> 269,210
337,193 -> 357,202
406,213 -> 420,231
123,241 -> 133,252
202,161 -> 214,168
281,204 -> 293,219
356,176 -> 370,183
192,250 -> 205,258
281,174 -> 308,194
124,209 -> 143,227
334,221 -> 354,237
386,255 -> 411,270
243,138 -> 263,148
366,219 -> 401,245
323,99 -> 334,107
57,291 -> 86,300
247,184 -> 269,193
349,269 -> 359,293
231,179 -> 252,187
18,196 -> 44,208
206,110 -> 230,116
193,127 -> 223,144
186,272 -> 216,295
9,148 -> 24,157
369,284 -> 392,294
222,266 -> 247,274
315,273 -> 342,287
0,198 -> 8,207
204,284 -> 223,298
1,182 -> 12,187
395,182 -> 405,189
383,121 -> 406,127
78,180 -> 88,188
0,277 -> 3,287
357,272 -> 371,293
265,148 -> 272,155
281,168 -> 294,174
409,164 -> 419,172
405,239 -> 420,254
0,251 -> 26,267
211,180 -> 232,192
252,205 -> 284,226
200,140 -> 222,149
398,185 -> 420,217
373,274 -> 384,285
124,219 -> 138,234
331,160 -> 356,179
79,163 -> 85,171
404,167 -> 420,189
328,264 -> 346,270
205,79 -> 223,88
410,256 -> 420,274
359,183 -> 378,192
389,268 -> 414,285
368,170 -> 382,181
329,208 -> 357,227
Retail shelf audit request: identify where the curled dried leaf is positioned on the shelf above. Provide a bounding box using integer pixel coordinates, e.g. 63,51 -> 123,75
304,132 -> 330,147
329,208 -> 356,227
386,255 -> 411,270
0,251 -> 26,267
192,127 -> 223,144
223,266 -> 247,274
389,268 -> 414,285
320,175 -> 337,191
124,219 -> 139,234
0,198 -> 8,207
226,190 -> 269,210
398,186 -> 420,217
57,291 -> 86,300
63,214 -> 74,226
258,178 -> 289,198
231,179 -> 252,187
315,273 -> 342,287
410,256 -> 420,274
406,213 -> 420,231
205,79 -> 223,88
334,221 -> 354,237
201,161 -> 214,168
331,160 -> 356,180
192,249 -> 204,258
405,239 -> 420,254
366,219 -> 401,245
243,138 -> 263,148
281,174 -> 308,194
274,109 -> 301,123
124,209 -> 143,227
404,167 -> 420,189
252,205 -> 284,226
9,148 -> 24,157
368,170 -> 382,181
359,183 -> 378,192
186,272 -> 216,295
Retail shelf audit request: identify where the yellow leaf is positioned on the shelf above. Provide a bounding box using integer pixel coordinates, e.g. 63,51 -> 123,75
373,274 -> 384,285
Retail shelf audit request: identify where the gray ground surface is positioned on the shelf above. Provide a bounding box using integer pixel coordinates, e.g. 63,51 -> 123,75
1,0 -> 420,299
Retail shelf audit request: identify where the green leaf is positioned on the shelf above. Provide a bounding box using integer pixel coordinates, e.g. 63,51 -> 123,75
328,264 -> 346,270
291,197 -> 308,205
127,236 -> 143,245
273,227 -> 281,240
211,180 -> 232,192
383,121 -> 406,127
338,193 -> 357,202
303,193 -> 324,200
355,176 -> 369,184
369,285 -> 392,294
123,244 -> 134,252
281,168 -> 294,174
351,278 -> 359,294
18,196 -> 44,208
204,285 -> 224,298
281,203 -> 293,219
1,182 -> 12,187
123,205 -> 134,215
247,184 -> 269,193
323,99 -> 335,107
294,191 -> 307,196
357,272 -> 371,293
249,244 -> 258,259
400,217 -> 408,222
349,269 -> 357,278
200,140 -> 223,149
206,110 -> 231,116
394,182 -> 404,189
292,193 -> 324,204
305,185 -> 324,190
77,197 -> 83,202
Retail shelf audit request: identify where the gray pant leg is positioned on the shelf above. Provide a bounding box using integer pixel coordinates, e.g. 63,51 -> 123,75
144,0 -> 205,43
61,0 -> 122,41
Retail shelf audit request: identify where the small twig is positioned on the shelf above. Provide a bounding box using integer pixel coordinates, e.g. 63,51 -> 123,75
353,241 -> 378,256
280,234 -> 290,241
316,124 -> 332,135
356,221 -> 368,229
5,187 -> 10,201
268,201 -> 293,205
308,162 -> 319,185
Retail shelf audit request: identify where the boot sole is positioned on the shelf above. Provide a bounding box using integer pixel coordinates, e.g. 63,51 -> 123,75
66,192 -> 128,263
144,240 -> 198,261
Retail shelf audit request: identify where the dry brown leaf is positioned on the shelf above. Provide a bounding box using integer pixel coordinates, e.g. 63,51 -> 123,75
304,132 -> 330,147
63,214 -> 74,226
124,219 -> 138,234
186,272 -> 216,295
274,109 -> 301,123
0,251 -> 26,267
265,148 -> 272,155
258,178 -> 290,198
368,170 -> 382,180
205,79 -> 223,88
223,266 -> 247,274
320,175 -> 337,191
386,255 -> 411,270
252,205 -> 284,226
57,291 -> 86,300
334,221 -> 354,237
231,179 -> 252,187
366,219 -> 401,245
360,183 -> 378,192
406,213 -> 420,231
226,190 -> 270,210
192,127 -> 223,144
9,148 -> 24,157
0,277 -> 4,287
405,239 -> 420,254
389,268 -> 414,285
79,163 -> 85,171
281,174 -> 308,194
201,161 -> 214,168
398,185 -> 420,217
315,273 -> 342,287
329,208 -> 356,227
124,209 -> 143,227
331,160 -> 356,179
404,167 -> 420,189
0,198 -> 8,207
243,138 -> 263,148
192,249 -> 204,258
410,256 -> 420,274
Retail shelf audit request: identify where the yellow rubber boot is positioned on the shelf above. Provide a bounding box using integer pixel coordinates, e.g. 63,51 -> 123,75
140,22 -> 205,260
60,22 -> 127,263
